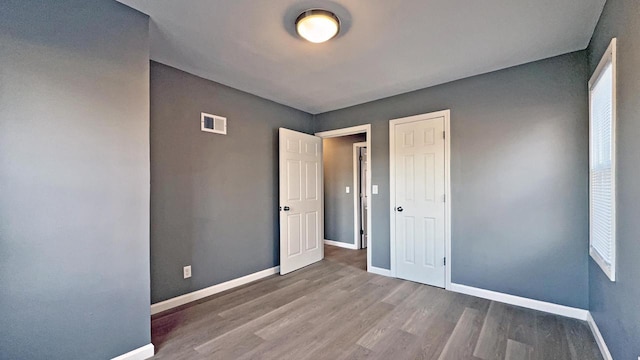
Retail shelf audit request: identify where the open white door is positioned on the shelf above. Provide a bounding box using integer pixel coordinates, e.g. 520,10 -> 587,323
279,128 -> 324,275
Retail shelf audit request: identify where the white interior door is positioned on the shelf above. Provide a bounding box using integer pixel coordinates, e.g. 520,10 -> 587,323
392,116 -> 446,287
279,128 -> 323,275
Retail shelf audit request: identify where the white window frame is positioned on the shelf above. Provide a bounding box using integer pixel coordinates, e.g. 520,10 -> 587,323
588,38 -> 617,281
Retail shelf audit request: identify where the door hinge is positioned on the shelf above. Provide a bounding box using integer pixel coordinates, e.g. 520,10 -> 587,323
359,156 -> 363,161
444,257 -> 446,266
360,229 -> 364,235
443,194 -> 446,202
443,131 -> 446,139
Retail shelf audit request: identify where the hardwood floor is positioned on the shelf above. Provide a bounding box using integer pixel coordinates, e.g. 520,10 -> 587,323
324,243 -> 367,270
150,245 -> 602,360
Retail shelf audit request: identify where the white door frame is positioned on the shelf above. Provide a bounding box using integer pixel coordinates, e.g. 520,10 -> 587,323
389,110 -> 452,290
353,142 -> 367,249
315,124 -> 373,272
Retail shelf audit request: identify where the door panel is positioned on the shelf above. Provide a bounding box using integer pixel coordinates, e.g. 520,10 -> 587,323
287,160 -> 301,200
393,117 -> 445,287
305,211 -> 319,250
305,162 -> 318,200
287,214 -> 302,256
424,217 -> 436,267
404,216 -> 415,263
279,128 -> 323,275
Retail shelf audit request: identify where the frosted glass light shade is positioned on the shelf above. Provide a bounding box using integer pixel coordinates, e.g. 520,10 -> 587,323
295,10 -> 340,43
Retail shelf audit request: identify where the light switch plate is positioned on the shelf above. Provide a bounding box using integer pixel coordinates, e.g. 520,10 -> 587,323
346,186 -> 350,194
183,265 -> 192,279
372,185 -> 379,194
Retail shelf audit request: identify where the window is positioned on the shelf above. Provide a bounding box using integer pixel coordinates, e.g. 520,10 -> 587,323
589,38 -> 617,281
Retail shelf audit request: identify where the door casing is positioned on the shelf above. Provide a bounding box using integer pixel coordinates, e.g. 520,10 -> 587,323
389,110 -> 452,290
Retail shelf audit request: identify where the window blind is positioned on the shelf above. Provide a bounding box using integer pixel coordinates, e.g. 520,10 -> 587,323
590,62 -> 614,267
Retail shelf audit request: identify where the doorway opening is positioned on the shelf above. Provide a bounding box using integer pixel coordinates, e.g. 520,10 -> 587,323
354,142 -> 368,250
316,125 -> 372,272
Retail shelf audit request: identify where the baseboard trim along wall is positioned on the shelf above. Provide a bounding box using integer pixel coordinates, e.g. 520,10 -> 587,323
150,266 -> 280,315
586,312 -> 614,360
449,283 -> 589,320
110,344 -> 154,360
324,239 -> 358,250
450,283 -> 612,360
368,266 -> 392,277
148,265 -> 613,360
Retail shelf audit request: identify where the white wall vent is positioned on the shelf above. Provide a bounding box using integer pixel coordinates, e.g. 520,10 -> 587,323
201,112 -> 227,134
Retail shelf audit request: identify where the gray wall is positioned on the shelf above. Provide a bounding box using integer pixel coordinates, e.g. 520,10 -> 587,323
323,134 -> 367,244
314,51 -> 590,309
150,62 -> 313,303
587,0 -> 640,358
0,1 -> 151,359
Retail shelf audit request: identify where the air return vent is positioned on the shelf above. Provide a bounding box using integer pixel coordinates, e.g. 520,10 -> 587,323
201,112 -> 227,135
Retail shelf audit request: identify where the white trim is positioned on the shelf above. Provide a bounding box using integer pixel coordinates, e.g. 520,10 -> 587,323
588,37 -> 617,282
316,124 -> 372,273
368,266 -> 392,277
315,124 -> 370,139
150,266 -> 280,315
444,113 -> 451,290
324,239 -> 358,250
389,110 -> 452,289
353,141 -> 367,250
111,344 -> 154,360
586,312 -> 614,360
449,283 -> 589,320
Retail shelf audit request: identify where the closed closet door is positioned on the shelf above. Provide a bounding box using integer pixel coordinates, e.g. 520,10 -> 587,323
392,116 -> 446,287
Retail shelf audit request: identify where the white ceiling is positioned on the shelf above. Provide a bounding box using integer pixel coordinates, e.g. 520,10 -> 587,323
118,0 -> 605,114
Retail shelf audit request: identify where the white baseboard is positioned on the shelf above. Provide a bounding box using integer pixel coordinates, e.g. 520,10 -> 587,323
151,266 -> 280,315
324,239 -> 358,250
368,266 -> 392,277
586,312 -> 613,360
111,344 -> 154,360
449,283 -> 589,321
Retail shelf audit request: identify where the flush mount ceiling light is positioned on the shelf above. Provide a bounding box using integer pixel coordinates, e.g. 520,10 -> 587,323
295,9 -> 340,43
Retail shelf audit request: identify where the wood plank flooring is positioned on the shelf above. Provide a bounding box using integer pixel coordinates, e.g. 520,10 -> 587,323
150,245 -> 602,360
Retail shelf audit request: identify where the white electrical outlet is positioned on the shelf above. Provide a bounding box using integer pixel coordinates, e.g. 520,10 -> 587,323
183,265 -> 192,279
346,186 -> 350,194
